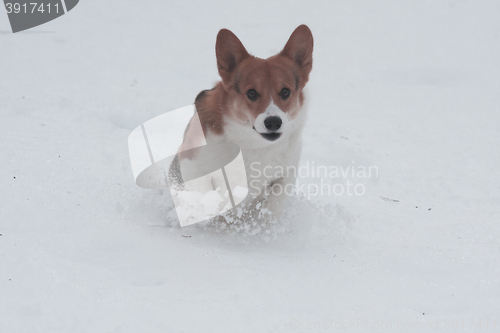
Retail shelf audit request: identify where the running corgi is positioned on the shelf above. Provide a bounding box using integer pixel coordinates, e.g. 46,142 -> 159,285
170,25 -> 313,224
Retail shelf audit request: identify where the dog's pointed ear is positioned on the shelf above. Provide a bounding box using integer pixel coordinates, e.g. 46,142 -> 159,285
280,25 -> 314,83
216,29 -> 250,85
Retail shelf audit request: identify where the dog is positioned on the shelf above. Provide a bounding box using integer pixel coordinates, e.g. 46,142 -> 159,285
169,25 -> 313,225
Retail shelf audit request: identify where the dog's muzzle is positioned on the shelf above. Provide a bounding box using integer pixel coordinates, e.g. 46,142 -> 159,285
255,116 -> 283,141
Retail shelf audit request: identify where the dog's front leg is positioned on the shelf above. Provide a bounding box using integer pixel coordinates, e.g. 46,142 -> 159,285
260,176 -> 295,221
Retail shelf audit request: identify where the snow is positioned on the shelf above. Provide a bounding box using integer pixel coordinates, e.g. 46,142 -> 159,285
1,1 -> 500,332
174,187 -> 227,224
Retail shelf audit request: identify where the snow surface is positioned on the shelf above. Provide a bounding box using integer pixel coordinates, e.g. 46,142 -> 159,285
1,1 -> 500,332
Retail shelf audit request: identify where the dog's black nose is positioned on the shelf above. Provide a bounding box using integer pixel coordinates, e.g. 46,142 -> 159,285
264,116 -> 282,131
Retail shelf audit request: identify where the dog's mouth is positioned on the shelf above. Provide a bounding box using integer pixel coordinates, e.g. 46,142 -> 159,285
260,132 -> 282,141
253,126 -> 282,141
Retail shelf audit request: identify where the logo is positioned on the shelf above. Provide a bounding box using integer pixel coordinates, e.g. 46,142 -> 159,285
128,105 -> 249,227
3,0 -> 79,33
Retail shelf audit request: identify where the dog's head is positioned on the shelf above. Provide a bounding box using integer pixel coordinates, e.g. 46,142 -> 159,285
216,25 -> 313,148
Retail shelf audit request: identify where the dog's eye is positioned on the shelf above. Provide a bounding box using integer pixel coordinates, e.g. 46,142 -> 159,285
280,87 -> 291,100
246,89 -> 259,101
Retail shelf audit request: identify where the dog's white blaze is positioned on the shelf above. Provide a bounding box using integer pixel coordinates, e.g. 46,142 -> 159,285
253,99 -> 290,134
